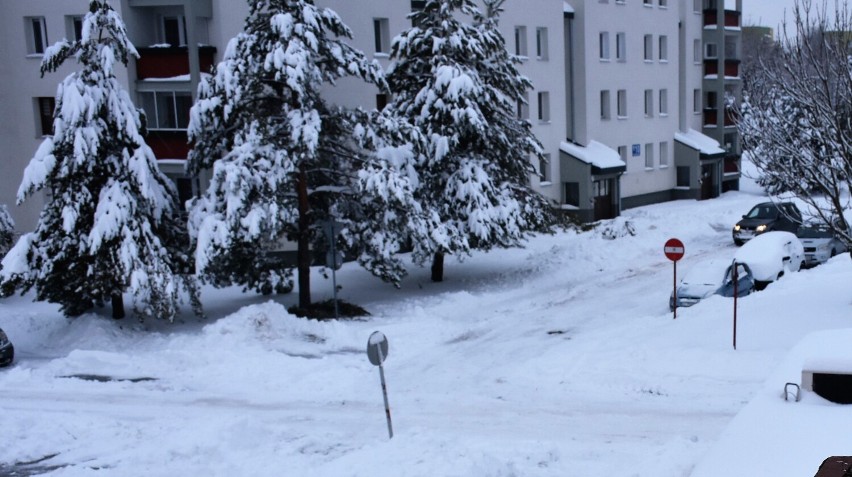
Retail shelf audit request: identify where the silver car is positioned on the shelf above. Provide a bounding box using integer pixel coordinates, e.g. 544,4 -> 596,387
797,222 -> 848,267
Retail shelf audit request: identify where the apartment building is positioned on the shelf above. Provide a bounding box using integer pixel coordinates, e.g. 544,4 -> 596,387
0,0 -> 741,232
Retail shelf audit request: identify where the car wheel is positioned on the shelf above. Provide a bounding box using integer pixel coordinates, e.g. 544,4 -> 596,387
830,248 -> 837,258
734,239 -> 744,246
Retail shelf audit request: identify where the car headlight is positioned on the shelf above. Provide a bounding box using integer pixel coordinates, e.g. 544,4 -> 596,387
755,224 -> 767,233
734,224 -> 741,231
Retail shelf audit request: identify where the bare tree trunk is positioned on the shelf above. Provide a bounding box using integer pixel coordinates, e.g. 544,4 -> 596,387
297,166 -> 312,309
431,251 -> 444,282
111,294 -> 125,320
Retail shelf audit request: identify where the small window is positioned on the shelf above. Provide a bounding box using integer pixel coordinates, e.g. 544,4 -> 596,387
615,0 -> 626,4
35,97 -> 55,136
643,0 -> 652,6
25,17 -> 48,55
693,39 -> 701,63
139,91 -> 192,129
645,143 -> 654,169
617,89 -> 627,118
618,145 -> 628,161
600,32 -> 611,60
539,153 -> 551,182
601,90 -> 611,120
537,91 -> 550,122
659,89 -> 668,115
564,182 -> 580,206
724,132 -> 737,153
616,33 -> 626,61
659,141 -> 669,167
162,16 -> 186,46
659,35 -> 668,61
644,34 -> 653,61
66,15 -> 84,42
644,89 -> 653,117
517,91 -> 529,120
515,26 -> 528,57
677,166 -> 690,186
374,18 -> 390,54
376,94 -> 388,111
693,88 -> 701,113
659,0 -> 668,7
705,43 -> 718,59
536,27 -> 549,60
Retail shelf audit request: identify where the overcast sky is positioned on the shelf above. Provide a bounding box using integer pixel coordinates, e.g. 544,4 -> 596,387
742,0 -> 797,32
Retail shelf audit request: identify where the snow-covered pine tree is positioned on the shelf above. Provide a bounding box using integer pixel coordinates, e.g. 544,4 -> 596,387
386,0 -> 553,282
0,205 -> 15,258
188,0 -> 421,308
0,0 -> 200,321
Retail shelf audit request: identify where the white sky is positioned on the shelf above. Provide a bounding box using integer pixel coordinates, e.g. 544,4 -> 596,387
743,0 -> 797,32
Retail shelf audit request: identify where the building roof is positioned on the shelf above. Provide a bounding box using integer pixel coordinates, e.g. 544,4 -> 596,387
674,129 -> 725,155
560,140 -> 625,172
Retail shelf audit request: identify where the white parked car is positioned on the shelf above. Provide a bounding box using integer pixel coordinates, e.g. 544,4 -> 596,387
733,231 -> 805,290
797,220 -> 849,267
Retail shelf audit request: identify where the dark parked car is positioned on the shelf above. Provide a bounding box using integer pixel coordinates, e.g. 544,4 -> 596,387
0,326 -> 13,367
733,202 -> 802,246
669,259 -> 755,311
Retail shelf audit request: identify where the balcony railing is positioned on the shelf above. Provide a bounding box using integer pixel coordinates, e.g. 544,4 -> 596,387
703,108 -> 736,127
703,59 -> 740,77
703,9 -> 741,28
136,46 -> 217,80
147,130 -> 190,160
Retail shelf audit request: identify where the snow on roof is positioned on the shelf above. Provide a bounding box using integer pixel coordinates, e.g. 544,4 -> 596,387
674,128 -> 725,155
559,140 -> 625,170
563,1 -> 574,13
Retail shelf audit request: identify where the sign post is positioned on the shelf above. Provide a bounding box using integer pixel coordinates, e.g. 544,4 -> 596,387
732,259 -> 738,350
664,238 -> 685,319
367,331 -> 393,439
321,220 -> 344,319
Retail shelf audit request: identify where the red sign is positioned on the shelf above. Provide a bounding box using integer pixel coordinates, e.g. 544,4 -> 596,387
664,238 -> 685,261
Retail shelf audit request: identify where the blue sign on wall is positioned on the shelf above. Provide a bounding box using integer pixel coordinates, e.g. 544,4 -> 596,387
632,144 -> 641,157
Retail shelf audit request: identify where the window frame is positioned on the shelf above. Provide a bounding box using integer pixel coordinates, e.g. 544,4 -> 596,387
25,16 -> 48,55
644,34 -> 653,61
644,143 -> 654,169
659,35 -> 668,62
616,32 -> 626,62
617,89 -> 627,118
644,89 -> 653,118
601,90 -> 612,120
539,153 -> 551,183
600,32 -> 611,61
536,27 -> 549,60
659,88 -> 669,116
514,26 -> 528,58
35,96 -> 55,136
373,18 -> 391,55
537,91 -> 551,123
138,90 -> 193,130
659,141 -> 669,167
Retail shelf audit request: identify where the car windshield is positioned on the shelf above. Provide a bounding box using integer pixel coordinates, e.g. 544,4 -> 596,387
745,204 -> 778,219
797,225 -> 833,239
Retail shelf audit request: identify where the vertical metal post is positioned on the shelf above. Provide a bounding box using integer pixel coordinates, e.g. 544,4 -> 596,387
377,346 -> 393,439
330,229 -> 339,320
673,261 -> 677,320
732,260 -> 738,350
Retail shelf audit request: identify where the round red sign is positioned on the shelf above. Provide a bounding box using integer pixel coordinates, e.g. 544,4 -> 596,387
664,238 -> 685,261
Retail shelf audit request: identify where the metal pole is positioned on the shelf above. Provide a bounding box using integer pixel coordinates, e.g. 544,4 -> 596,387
331,230 -> 339,320
377,347 -> 393,439
732,260 -> 738,350
673,261 -> 677,320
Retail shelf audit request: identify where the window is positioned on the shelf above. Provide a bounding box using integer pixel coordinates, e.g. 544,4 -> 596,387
693,89 -> 701,113
659,141 -> 669,167
616,33 -> 626,61
644,34 -> 653,61
643,0 -> 652,5
645,143 -> 654,169
677,166 -> 690,187
376,94 -> 388,111
139,91 -> 192,129
564,182 -> 580,206
66,15 -> 84,42
659,89 -> 668,115
644,89 -> 653,117
705,43 -> 718,59
35,97 -> 55,136
516,91 -> 529,120
536,27 -> 549,60
600,32 -> 610,60
659,35 -> 668,61
537,91 -> 550,122
693,39 -> 701,63
515,26 -> 528,57
725,34 -> 738,59
724,132 -> 737,153
162,16 -> 186,46
539,153 -> 551,182
25,17 -> 48,55
374,18 -> 390,54
410,0 -> 426,26
618,146 -> 628,161
706,91 -> 718,109
615,0 -> 626,4
617,89 -> 627,117
659,0 -> 668,7
601,90 -> 611,120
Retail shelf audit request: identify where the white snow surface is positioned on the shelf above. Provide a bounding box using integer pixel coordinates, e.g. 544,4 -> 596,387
0,171 -> 850,476
560,140 -> 626,170
674,128 -> 725,155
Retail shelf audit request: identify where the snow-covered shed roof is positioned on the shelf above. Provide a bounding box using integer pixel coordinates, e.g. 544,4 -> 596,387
560,140 -> 625,172
563,1 -> 575,13
674,129 -> 725,155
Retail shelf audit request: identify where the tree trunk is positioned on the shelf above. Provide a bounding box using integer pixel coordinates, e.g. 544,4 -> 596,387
111,294 -> 125,320
431,251 -> 444,282
297,166 -> 312,309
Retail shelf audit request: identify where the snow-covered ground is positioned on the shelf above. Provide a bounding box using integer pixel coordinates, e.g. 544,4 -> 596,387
0,171 -> 849,476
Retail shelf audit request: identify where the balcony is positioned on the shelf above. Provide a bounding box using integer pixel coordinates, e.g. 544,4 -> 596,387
703,59 -> 740,77
147,130 -> 190,160
703,108 -> 736,127
135,46 -> 216,80
703,9 -> 741,28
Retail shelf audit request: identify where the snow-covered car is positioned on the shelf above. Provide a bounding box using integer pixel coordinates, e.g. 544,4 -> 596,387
0,326 -> 13,367
669,259 -> 754,311
797,221 -> 849,267
732,202 -> 802,246
733,231 -> 805,290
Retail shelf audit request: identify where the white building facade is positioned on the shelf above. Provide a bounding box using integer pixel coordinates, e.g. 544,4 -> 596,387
0,0 -> 740,232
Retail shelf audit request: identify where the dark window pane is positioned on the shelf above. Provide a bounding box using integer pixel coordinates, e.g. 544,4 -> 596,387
565,182 -> 579,207
156,92 -> 177,129
73,17 -> 83,41
38,97 -> 55,135
677,166 -> 690,187
163,17 -> 181,46
174,93 -> 193,129
32,18 -> 45,54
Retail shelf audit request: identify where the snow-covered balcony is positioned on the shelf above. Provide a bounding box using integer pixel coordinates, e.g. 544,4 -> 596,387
702,9 -> 740,28
703,59 -> 740,78
703,108 -> 736,127
135,46 -> 216,80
